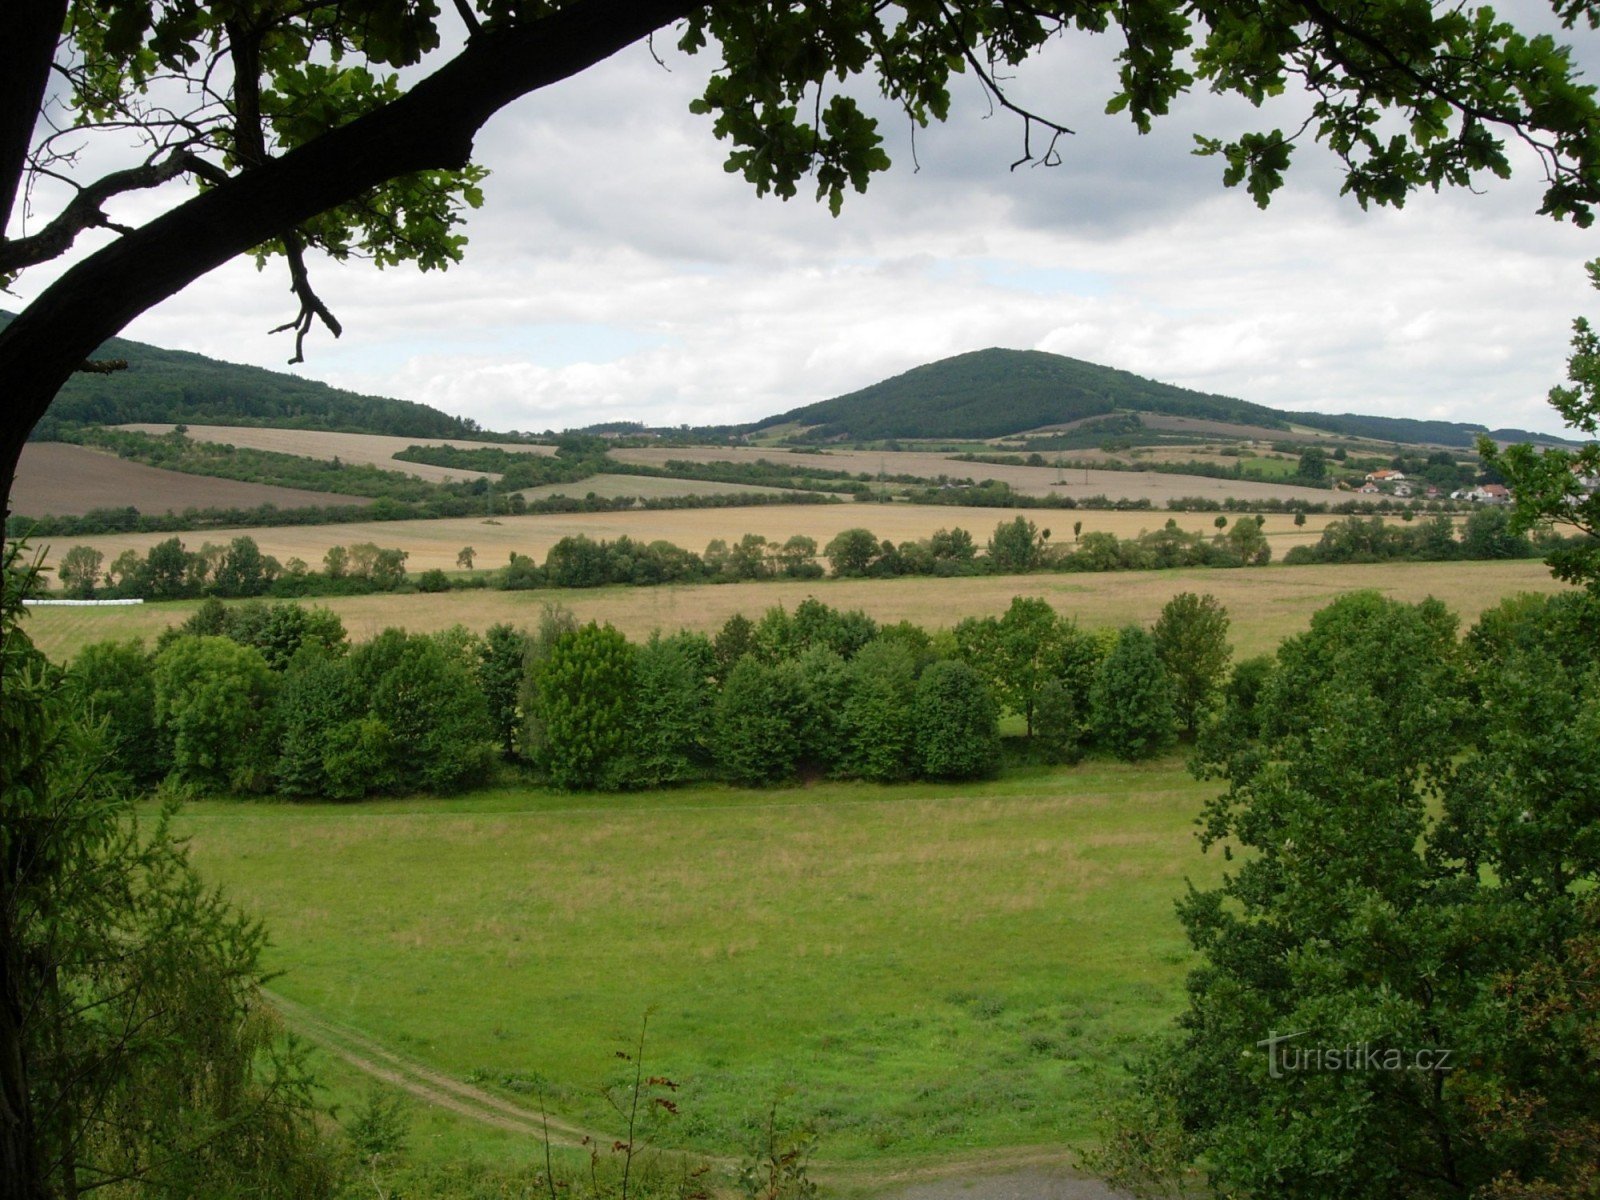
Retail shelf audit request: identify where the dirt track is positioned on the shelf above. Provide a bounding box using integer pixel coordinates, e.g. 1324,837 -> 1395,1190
265,991 -> 1126,1199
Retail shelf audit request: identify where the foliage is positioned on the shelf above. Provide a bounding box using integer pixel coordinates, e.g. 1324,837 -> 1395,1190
478,622 -> 529,758
824,527 -> 880,577
364,632 -> 495,794
713,657 -> 805,785
1483,286 -> 1600,592
1151,592 -> 1231,739
1097,591 -> 1600,1199
63,638 -> 162,786
2,550 -> 338,1199
987,515 -> 1048,573
955,596 -> 1080,736
837,640 -> 919,782
625,632 -> 715,788
1089,626 -> 1176,761
531,623 -> 638,790
152,634 -> 278,792
912,660 -> 1002,781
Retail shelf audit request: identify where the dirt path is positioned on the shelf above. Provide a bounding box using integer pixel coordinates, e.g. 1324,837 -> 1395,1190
265,989 -> 603,1147
265,991 -> 1126,1199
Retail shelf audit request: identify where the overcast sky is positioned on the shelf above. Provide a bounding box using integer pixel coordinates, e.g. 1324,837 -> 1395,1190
13,12 -> 1600,437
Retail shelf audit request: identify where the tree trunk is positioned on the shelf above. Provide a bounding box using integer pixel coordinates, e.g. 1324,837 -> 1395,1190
0,3 -> 693,1196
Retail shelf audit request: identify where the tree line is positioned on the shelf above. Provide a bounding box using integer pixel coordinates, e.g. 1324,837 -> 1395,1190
56,590 -> 1246,800
49,509 -> 1574,603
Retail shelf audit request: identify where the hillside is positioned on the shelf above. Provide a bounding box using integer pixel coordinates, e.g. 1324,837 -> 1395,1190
753,348 -> 1288,441
749,346 -> 1575,448
3,311 -> 471,440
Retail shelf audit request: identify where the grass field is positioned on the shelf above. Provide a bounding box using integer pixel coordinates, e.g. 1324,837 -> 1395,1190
176,760 -> 1223,1172
11,442 -> 375,517
28,502 -> 1413,577
25,558 -> 1566,664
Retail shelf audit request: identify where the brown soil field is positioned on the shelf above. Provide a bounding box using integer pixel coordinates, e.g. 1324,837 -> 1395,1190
12,442 -> 375,518
23,559 -> 1566,666
118,424 -> 555,483
608,445 -> 1334,504
30,504 -> 1406,576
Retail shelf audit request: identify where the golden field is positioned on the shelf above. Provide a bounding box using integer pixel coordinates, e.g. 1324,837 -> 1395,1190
31,503 -> 1406,575
23,558 -> 1568,665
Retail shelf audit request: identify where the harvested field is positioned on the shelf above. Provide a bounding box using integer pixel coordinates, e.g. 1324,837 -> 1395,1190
12,442 -> 374,518
117,424 -> 554,483
26,559 -> 1568,665
514,473 -> 805,501
31,504 -> 1397,577
608,445 -> 1335,504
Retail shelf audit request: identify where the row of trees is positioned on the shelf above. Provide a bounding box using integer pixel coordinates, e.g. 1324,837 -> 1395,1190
59,591 -> 1237,799
1282,509 -> 1557,564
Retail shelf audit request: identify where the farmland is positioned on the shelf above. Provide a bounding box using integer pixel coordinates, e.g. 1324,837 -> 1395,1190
607,445 -> 1333,504
24,557 -> 1566,664
118,423 -> 555,481
11,442 -> 375,517
27,502 -> 1412,577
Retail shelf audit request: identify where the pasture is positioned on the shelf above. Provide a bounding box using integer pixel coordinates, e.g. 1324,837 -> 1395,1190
30,501 -> 1406,576
25,557 -> 1566,664
176,760 -> 1221,1170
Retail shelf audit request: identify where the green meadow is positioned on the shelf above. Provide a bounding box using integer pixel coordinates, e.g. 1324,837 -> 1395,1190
175,759 -> 1223,1176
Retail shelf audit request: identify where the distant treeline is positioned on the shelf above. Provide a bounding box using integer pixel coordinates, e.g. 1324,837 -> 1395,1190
10,486 -> 835,540
53,589 -> 1251,800
44,511 -> 1578,604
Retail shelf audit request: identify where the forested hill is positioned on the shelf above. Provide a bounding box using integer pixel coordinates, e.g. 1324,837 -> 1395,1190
749,347 -> 1576,448
5,312 -> 472,440
753,348 -> 1290,441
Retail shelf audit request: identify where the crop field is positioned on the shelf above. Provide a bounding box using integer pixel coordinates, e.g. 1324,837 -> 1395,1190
514,473 -> 808,501
25,558 -> 1565,665
11,442 -> 377,518
608,445 -> 1334,504
116,423 -> 555,482
27,502 -> 1401,579
175,760 -> 1223,1171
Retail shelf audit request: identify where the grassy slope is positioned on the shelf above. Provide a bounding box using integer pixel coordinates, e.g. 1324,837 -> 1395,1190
178,761 -> 1221,1168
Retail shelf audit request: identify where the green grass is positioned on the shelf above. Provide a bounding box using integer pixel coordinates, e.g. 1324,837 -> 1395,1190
176,760 -> 1222,1170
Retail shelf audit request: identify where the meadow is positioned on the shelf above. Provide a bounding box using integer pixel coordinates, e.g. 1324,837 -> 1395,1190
26,557 -> 1564,665
176,760 -> 1222,1180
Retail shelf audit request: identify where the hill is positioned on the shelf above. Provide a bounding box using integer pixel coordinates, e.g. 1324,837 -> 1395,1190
3,311 -> 471,441
749,347 -> 1577,448
753,348 -> 1289,441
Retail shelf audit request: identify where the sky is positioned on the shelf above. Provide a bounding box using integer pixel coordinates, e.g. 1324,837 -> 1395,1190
11,11 -> 1600,438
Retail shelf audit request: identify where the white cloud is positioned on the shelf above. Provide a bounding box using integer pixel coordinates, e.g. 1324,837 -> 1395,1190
11,18 -> 1598,439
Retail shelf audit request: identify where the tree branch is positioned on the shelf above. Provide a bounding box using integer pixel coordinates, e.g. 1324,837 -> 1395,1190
269,234 -> 342,364
0,152 -> 209,277
0,0 -> 696,516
